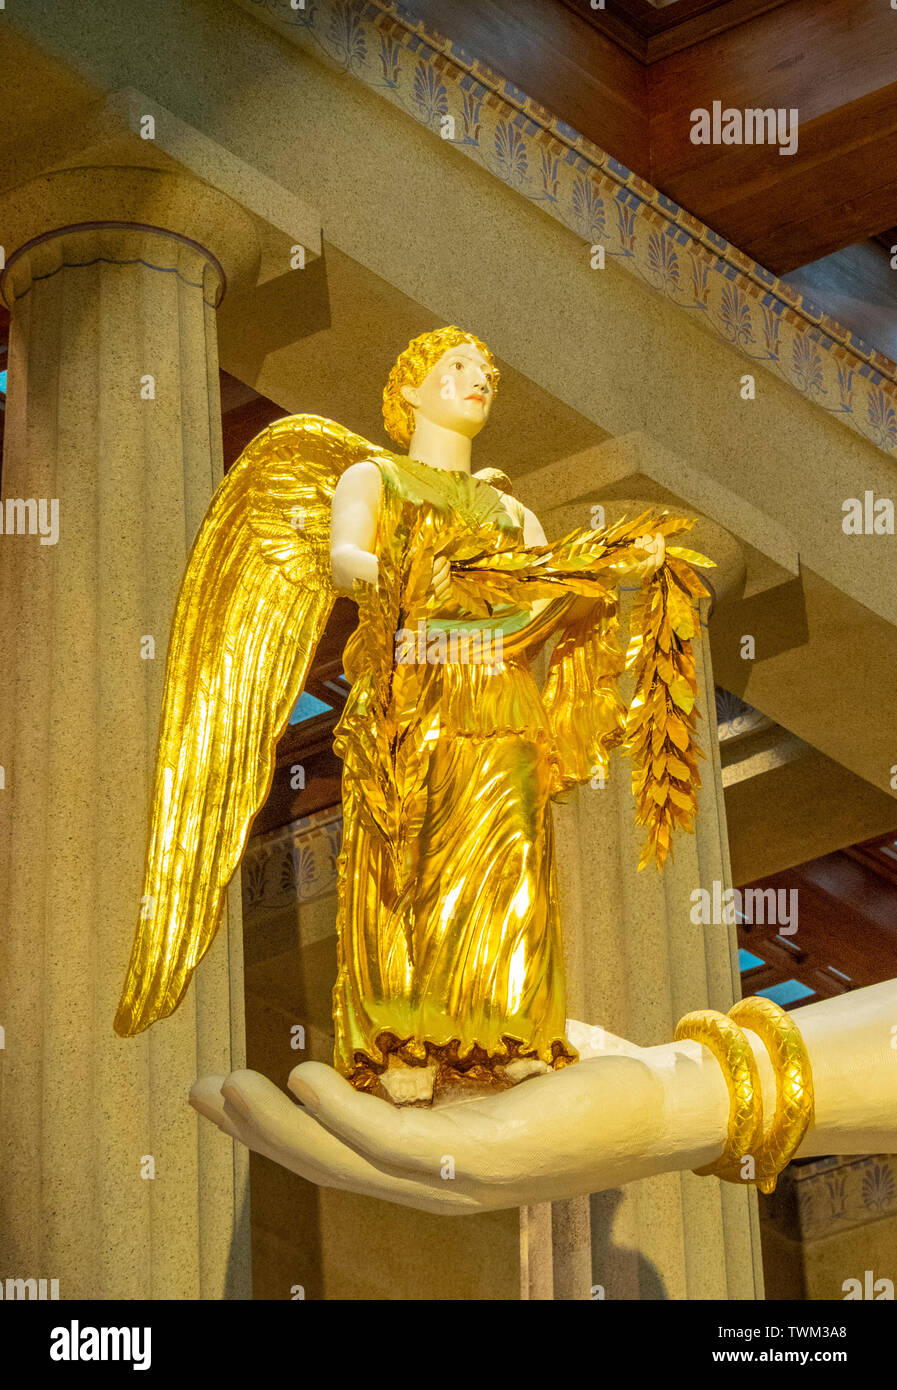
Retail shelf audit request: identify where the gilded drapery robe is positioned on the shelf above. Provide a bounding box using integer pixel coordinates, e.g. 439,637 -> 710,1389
332,454 -> 624,1091
111,413 -> 703,1053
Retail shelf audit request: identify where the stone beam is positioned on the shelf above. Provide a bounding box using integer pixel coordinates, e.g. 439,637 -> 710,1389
2,2 -> 896,632
0,86 -> 321,288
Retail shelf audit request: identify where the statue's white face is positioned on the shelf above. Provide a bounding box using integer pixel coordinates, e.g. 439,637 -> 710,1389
401,342 -> 496,439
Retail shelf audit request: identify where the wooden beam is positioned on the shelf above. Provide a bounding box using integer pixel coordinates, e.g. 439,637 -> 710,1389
565,0 -> 792,61
400,0 -> 897,272
649,0 -> 897,272
394,0 -> 649,176
738,848 -> 897,1000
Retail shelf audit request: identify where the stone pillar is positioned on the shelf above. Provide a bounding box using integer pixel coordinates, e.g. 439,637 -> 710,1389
522,501 -> 764,1301
0,170 -> 259,1298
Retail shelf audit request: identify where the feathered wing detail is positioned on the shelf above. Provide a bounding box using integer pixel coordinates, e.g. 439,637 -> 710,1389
114,415 -> 393,1037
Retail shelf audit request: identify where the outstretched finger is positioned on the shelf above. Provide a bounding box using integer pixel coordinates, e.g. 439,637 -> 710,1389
192,1070 -> 346,1171
209,1070 -> 481,1214
191,1074 -> 285,1159
189,1075 -> 232,1131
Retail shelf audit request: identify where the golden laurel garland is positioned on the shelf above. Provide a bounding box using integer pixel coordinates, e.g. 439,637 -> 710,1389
674,997 -> 815,1194
449,509 -> 715,871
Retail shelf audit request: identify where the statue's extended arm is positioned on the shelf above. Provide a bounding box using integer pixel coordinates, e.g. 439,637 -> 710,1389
330,459 -> 381,591
191,980 -> 897,1215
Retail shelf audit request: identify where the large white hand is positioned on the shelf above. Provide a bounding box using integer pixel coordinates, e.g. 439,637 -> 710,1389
190,1070 -> 479,1213
191,983 -> 897,1215
189,1020 -> 728,1214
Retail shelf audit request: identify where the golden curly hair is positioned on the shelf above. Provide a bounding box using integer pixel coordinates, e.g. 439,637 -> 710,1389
382,326 -> 500,449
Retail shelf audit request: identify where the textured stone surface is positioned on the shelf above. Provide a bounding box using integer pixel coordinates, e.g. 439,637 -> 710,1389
0,212 -> 250,1298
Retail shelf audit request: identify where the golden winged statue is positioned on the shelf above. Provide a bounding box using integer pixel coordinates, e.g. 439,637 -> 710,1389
115,326 -> 713,1107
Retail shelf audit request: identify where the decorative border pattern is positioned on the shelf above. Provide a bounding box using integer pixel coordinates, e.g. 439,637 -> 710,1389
245,0 -> 897,460
243,805 -> 342,916
763,1154 -> 897,1242
715,689 -> 772,743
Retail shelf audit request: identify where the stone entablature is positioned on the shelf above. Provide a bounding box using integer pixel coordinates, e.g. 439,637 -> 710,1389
243,808 -> 343,919
239,0 -> 897,462
763,1154 -> 897,1243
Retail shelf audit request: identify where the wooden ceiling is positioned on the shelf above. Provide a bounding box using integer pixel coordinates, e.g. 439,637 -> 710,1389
738,831 -> 897,1007
566,0 -> 793,60
400,0 -> 897,282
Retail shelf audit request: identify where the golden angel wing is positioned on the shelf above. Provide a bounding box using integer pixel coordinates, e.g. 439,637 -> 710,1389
114,414 -> 392,1037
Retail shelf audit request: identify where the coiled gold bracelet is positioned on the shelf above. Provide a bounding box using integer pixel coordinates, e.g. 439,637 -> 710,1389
674,995 -> 815,1194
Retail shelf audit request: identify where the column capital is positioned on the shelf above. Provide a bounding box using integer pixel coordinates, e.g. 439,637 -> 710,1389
0,88 -> 323,303
516,430 -> 799,602
0,167 -> 265,310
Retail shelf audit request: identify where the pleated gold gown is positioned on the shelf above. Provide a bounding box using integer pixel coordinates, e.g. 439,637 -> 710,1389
332,454 -> 581,1090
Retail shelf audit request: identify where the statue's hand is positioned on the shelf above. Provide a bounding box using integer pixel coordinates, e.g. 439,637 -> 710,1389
633,531 -> 665,579
190,1021 -> 673,1216
281,1057 -> 666,1211
331,543 -> 379,592
191,988 -> 897,1215
190,1070 -> 483,1214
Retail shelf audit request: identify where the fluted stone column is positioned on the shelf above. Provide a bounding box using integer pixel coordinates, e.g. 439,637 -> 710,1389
522,501 -> 763,1300
0,170 -> 260,1298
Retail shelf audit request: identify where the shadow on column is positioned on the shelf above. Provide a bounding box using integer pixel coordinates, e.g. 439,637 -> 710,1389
590,1189 -> 669,1301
